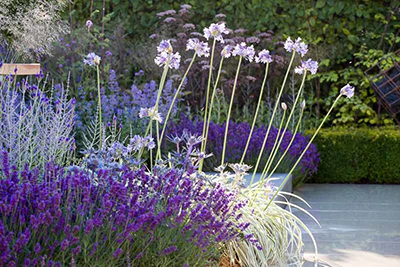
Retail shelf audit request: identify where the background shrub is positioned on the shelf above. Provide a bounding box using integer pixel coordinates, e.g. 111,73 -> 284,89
307,127 -> 400,183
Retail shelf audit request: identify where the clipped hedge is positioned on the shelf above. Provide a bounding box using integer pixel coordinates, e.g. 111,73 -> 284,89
306,127 -> 400,184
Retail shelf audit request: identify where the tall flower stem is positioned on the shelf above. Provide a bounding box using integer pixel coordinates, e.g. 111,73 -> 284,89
157,53 -> 197,159
260,71 -> 307,180
201,39 -> 216,149
249,108 -> 286,187
250,51 -> 296,182
262,107 -> 304,186
199,57 -> 224,171
144,60 -> 169,137
240,63 -> 269,164
265,95 -> 342,211
96,65 -> 102,149
221,56 -> 242,166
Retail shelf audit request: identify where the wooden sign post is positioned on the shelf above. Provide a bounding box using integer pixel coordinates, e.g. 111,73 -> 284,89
0,63 -> 41,75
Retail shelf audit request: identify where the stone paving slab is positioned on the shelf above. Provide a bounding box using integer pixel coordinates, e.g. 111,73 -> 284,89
291,184 -> 400,267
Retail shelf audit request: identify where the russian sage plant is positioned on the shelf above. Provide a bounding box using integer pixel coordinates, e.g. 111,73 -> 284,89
0,76 -> 75,171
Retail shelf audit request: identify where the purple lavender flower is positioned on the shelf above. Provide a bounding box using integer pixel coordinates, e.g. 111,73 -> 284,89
186,38 -> 210,57
113,248 -> 123,258
84,52 -> 101,66
284,37 -> 308,57
294,59 -> 319,75
232,42 -> 255,62
255,49 -> 273,64
203,23 -> 229,43
105,50 -> 113,57
340,84 -> 355,98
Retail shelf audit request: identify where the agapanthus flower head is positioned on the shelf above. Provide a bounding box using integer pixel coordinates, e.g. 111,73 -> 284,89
84,52 -> 101,66
232,42 -> 255,62
340,84 -> 355,98
300,100 -> 306,109
255,49 -> 273,64
284,37 -> 308,57
157,40 -> 173,54
186,38 -> 210,57
154,52 -> 181,69
203,22 -> 229,43
294,59 -> 318,75
139,106 -> 163,123
85,20 -> 93,28
221,45 -> 233,58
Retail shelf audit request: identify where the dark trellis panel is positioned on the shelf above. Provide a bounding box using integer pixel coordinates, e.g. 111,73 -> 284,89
365,50 -> 400,125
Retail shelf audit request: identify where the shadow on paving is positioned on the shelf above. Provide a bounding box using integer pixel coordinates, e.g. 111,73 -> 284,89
290,184 -> 400,267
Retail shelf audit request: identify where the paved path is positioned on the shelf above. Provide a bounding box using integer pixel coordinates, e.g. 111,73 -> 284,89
291,184 -> 400,267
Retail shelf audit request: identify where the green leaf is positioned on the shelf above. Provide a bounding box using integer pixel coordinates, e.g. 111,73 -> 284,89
309,17 -> 316,26
316,0 -> 326,8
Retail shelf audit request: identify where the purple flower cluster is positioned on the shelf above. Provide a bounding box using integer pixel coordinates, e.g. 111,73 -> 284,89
0,152 -> 250,266
294,59 -> 319,75
232,42 -> 255,62
155,40 -> 181,69
284,37 -> 308,57
167,116 -> 320,176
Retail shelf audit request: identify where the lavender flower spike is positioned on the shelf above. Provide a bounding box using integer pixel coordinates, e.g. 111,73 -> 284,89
284,37 -> 308,57
84,52 -> 101,66
294,59 -> 318,75
186,38 -> 210,57
340,84 -> 355,98
232,42 -> 255,62
255,49 -> 273,64
203,22 -> 229,43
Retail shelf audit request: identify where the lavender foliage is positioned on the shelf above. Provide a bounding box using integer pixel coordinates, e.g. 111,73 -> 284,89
167,115 -> 320,176
0,152 -> 250,266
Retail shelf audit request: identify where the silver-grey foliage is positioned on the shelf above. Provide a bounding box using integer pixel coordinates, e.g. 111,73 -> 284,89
0,0 -> 68,58
0,77 -> 75,170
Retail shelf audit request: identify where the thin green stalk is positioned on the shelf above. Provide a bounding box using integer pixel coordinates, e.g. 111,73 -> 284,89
249,107 -> 286,187
240,63 -> 270,163
96,65 -> 102,149
199,57 -> 224,171
250,51 -> 296,183
260,71 -> 307,180
201,39 -> 216,149
157,53 -> 197,159
144,59 -> 169,137
265,95 -> 342,210
262,108 -> 304,186
221,56 -> 242,165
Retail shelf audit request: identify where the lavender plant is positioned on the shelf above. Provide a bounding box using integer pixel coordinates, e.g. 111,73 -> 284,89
0,75 -> 75,171
0,149 -> 252,266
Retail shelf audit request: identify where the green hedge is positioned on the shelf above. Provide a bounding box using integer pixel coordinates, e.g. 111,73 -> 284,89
306,127 -> 400,184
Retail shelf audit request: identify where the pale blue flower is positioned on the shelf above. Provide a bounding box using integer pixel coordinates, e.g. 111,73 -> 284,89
255,49 -> 273,64
169,52 -> 181,69
203,23 -> 229,43
84,53 -> 101,66
340,84 -> 355,98
232,42 -> 255,62
221,45 -> 233,58
139,106 -> 163,123
294,59 -> 319,75
186,38 -> 210,57
157,40 -> 173,53
85,20 -> 93,27
284,37 -> 308,57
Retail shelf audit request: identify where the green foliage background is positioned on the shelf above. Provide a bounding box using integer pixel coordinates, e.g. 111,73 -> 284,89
306,127 -> 400,183
64,0 -> 399,127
